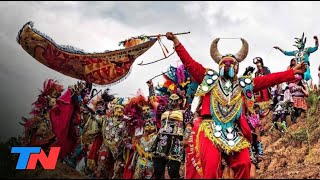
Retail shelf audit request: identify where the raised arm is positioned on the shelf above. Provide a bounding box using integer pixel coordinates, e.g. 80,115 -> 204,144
253,62 -> 306,92
253,69 -> 295,93
166,32 -> 206,84
307,36 -> 319,53
273,46 -> 295,56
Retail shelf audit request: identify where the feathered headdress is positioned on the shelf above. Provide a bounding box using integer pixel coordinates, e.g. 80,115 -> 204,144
125,89 -> 150,115
101,88 -> 115,104
30,79 -> 64,116
155,63 -> 198,107
41,79 -> 64,97
294,32 -> 307,49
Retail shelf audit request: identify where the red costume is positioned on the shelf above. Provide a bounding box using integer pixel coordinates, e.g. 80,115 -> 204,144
174,42 -> 296,179
50,88 -> 77,159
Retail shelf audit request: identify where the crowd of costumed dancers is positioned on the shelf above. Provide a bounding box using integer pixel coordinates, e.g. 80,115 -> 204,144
16,22 -> 318,179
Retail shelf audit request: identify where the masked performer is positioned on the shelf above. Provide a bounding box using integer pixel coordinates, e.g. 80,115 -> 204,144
82,97 -> 106,175
122,92 -> 156,179
148,79 -> 194,179
20,79 -> 63,149
97,98 -> 128,179
274,33 -> 318,81
63,82 -> 93,169
129,120 -> 158,179
253,57 -> 272,102
165,32 -> 306,179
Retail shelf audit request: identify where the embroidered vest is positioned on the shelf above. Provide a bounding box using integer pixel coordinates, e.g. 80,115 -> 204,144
195,69 -> 255,154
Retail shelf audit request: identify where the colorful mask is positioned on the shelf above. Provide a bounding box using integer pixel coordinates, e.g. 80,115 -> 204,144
47,96 -> 57,107
142,106 -> 151,116
113,105 -> 124,117
168,93 -> 180,108
210,38 -> 248,78
294,33 -> 306,50
144,121 -> 156,132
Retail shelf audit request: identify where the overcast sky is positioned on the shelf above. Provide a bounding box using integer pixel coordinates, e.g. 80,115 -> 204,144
1,1 -> 320,141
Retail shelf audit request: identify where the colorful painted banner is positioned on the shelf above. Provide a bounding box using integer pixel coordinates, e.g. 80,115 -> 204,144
17,22 -> 157,85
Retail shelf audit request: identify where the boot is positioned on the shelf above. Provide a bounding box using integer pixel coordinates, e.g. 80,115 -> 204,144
256,141 -> 264,157
281,121 -> 288,133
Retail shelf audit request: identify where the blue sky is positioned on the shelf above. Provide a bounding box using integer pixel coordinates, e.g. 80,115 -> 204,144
1,1 -> 320,140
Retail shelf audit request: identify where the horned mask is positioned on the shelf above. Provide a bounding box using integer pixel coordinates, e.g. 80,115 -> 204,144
210,38 -> 249,77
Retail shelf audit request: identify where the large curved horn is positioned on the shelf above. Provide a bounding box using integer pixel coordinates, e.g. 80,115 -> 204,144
210,38 -> 223,64
235,38 -> 249,62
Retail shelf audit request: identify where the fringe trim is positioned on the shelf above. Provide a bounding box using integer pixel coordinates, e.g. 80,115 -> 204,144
16,21 -> 156,55
135,143 -> 153,159
16,21 -> 33,44
16,21 -> 87,54
196,120 -> 251,159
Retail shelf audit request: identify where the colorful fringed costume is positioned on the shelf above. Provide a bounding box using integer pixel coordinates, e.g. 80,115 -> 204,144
171,36 -> 298,179
20,79 -> 63,148
122,91 -> 157,179
146,63 -> 197,179
82,98 -> 106,173
63,82 -> 93,168
246,105 -> 268,169
97,98 -> 128,179
150,92 -> 193,179
130,121 -> 158,179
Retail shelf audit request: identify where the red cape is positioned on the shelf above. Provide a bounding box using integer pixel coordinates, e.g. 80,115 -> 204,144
185,117 -> 202,179
50,88 -> 76,159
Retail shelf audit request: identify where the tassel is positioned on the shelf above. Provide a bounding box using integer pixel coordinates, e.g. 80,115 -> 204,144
228,66 -> 235,78
159,37 -> 169,54
157,37 -> 167,58
219,66 -> 225,77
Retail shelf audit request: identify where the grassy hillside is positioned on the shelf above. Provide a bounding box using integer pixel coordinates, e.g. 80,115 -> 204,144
257,90 -> 320,179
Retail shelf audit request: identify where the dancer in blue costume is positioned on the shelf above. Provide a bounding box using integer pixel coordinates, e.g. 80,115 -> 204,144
274,33 -> 318,81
